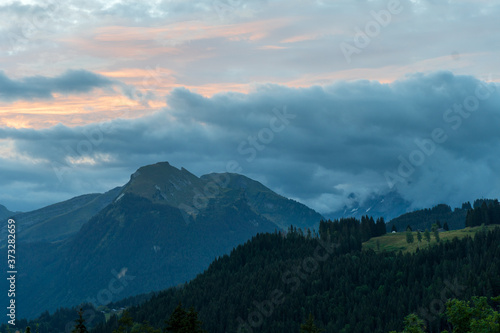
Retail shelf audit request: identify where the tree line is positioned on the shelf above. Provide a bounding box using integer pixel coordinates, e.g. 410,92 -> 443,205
465,199 -> 500,227
89,223 -> 500,333
5,216 -> 500,333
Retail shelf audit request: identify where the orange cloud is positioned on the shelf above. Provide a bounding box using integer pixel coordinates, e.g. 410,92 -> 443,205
258,45 -> 288,50
93,18 -> 287,43
280,34 -> 319,44
0,66 -> 398,129
62,17 -> 292,62
0,92 -> 164,129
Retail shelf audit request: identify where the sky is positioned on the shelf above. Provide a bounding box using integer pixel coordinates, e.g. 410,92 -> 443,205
0,0 -> 499,214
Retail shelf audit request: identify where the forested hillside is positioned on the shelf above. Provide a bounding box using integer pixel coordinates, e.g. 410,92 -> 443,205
387,199 -> 500,233
466,199 -> 500,227
6,215 -> 500,333
386,203 -> 468,232
84,223 -> 500,333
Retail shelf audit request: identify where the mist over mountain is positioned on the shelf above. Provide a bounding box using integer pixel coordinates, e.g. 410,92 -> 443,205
325,190 -> 411,222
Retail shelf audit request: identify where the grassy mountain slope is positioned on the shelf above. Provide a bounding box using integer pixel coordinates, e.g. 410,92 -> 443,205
0,187 -> 122,246
203,172 -> 324,230
363,225 -> 498,253
20,187 -> 123,243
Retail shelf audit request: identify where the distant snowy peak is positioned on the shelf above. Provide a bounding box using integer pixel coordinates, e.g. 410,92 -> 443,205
326,191 -> 411,221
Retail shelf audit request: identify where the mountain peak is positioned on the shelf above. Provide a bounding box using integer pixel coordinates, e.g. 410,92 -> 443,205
119,163 -> 324,230
130,161 -> 196,181
132,161 -> 174,177
122,162 -> 205,207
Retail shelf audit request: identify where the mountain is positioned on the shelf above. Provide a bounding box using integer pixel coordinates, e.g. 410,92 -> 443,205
0,187 -> 122,246
120,162 -> 323,229
0,204 -> 15,220
119,162 -> 206,209
201,172 -> 324,230
325,190 -> 411,221
11,162 -> 323,319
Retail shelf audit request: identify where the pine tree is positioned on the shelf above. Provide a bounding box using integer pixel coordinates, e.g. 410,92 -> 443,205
72,309 -> 88,333
165,303 -> 187,332
164,303 -> 205,333
406,230 -> 414,244
113,310 -> 133,333
431,223 -> 440,242
180,307 -> 206,333
443,222 -> 449,231
376,217 -> 386,236
300,313 -> 324,333
466,210 -> 472,227
424,229 -> 431,245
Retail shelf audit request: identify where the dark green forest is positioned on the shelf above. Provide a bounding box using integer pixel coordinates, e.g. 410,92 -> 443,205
387,199 -> 500,233
387,204 -> 468,232
95,224 -> 497,332
466,199 -> 500,227
5,211 -> 500,333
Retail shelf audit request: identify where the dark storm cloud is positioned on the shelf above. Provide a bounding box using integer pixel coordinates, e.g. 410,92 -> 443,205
1,71 -> 499,213
0,70 -> 116,102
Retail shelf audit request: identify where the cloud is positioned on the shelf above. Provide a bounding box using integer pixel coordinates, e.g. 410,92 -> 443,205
0,69 -> 117,102
0,1 -> 499,217
1,71 -> 499,214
